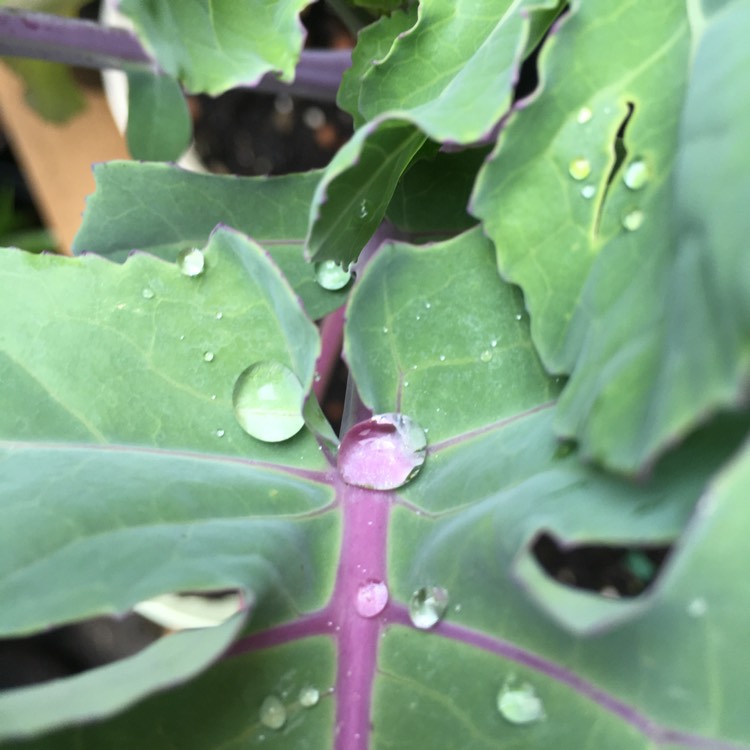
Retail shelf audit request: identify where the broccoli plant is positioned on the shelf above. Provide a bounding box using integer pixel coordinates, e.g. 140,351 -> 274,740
0,1 -> 748,748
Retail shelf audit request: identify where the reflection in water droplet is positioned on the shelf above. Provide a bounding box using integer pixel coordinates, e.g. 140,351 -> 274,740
177,247 -> 205,277
577,107 -> 593,124
356,580 -> 389,618
580,184 -> 596,199
497,677 -> 545,725
358,199 -> 371,219
203,351 -> 215,362
141,287 -> 155,300
338,413 -> 427,490
622,209 -> 645,231
259,695 -> 286,730
409,586 -> 449,629
314,260 -> 352,290
687,597 -> 707,617
623,159 -> 649,190
299,686 -> 320,708
568,157 -> 591,181
216,429 -> 225,438
232,362 -> 305,442
480,349 -> 493,363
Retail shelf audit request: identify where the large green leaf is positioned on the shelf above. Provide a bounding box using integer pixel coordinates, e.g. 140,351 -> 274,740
306,0 -> 562,263
72,162 -> 348,320
472,0 -> 750,471
119,0 -> 312,95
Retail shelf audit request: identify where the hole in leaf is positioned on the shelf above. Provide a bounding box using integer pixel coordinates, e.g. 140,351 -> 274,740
532,533 -> 669,598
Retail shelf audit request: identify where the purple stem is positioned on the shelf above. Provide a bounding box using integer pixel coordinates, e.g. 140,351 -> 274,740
0,9 -> 349,101
314,305 -> 345,402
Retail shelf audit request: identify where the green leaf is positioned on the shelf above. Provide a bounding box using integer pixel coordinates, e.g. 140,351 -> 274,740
125,71 -> 191,161
119,0 -> 312,95
72,162 -> 347,320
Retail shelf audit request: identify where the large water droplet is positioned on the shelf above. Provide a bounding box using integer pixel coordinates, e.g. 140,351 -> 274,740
299,686 -> 320,708
356,580 -> 389,618
623,159 -> 649,190
338,413 -> 427,490
408,586 -> 449,629
497,677 -> 545,725
177,247 -> 205,277
358,199 -> 371,219
259,695 -> 286,730
314,260 -> 352,291
621,209 -> 645,232
580,184 -> 596,199
141,287 -> 155,300
568,157 -> 591,181
577,107 -> 593,124
232,362 -> 305,443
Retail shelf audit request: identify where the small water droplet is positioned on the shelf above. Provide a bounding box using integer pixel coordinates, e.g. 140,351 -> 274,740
424,302 -> 431,309
415,314 -> 421,321
404,381 -> 409,387
480,349 -> 493,363
232,362 -> 305,442
216,429 -> 225,438
356,580 -> 389,618
314,260 -> 352,291
491,339 -> 498,347
216,312 -> 223,320
687,597 -> 707,617
382,326 -> 389,334
577,106 -> 593,124
580,184 -> 596,199
314,372 -> 322,383
408,586 -> 449,629
338,413 -> 427,490
141,287 -> 155,300
515,314 -> 523,321
299,686 -> 320,708
177,247 -> 205,277
497,677 -> 545,725
211,394 -> 217,400
568,157 -> 591,181
259,695 -> 286,730
203,351 -> 215,362
623,159 -> 649,190
622,209 -> 645,231
179,334 -> 185,341
439,354 -> 446,362
358,199 -> 371,219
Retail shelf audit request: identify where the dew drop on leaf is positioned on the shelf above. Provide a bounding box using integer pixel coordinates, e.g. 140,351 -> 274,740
576,106 -> 593,124
141,287 -> 155,300
568,157 -> 591,181
314,260 -> 352,290
203,351 -> 215,362
356,580 -> 389,618
259,695 -> 286,730
497,677 -> 545,725
299,686 -> 320,708
621,209 -> 645,231
232,362 -> 305,442
408,586 -> 449,629
580,184 -> 596,199
480,349 -> 493,363
623,159 -> 649,190
177,247 -> 205,277
216,311 -> 223,320
338,413 -> 427,490
215,429 -> 225,438
687,597 -> 707,617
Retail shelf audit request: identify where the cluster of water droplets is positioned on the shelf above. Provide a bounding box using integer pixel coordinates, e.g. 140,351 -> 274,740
258,684 -> 321,732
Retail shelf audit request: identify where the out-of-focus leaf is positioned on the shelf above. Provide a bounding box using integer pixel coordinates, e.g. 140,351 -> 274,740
72,162 -> 347,320
125,70 -> 191,161
119,0 -> 312,95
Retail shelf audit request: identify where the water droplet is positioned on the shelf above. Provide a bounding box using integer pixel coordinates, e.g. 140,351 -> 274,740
259,695 -> 286,730
622,209 -> 645,232
424,302 -> 431,309
497,677 -> 545,725
491,339 -> 498,347
202,352 -> 214,364
177,247 -> 205,277
623,159 -> 649,190
358,199 -> 371,219
687,597 -> 707,617
338,413 -> 427,490
314,260 -> 352,291
404,381 -> 409,388
577,107 -> 593,124
141,287 -> 155,300
299,686 -> 320,708
216,312 -> 223,320
232,362 -> 305,443
179,334 -> 185,341
568,157 -> 591,181
356,580 -> 389,618
439,354 -> 446,362
408,586 -> 449,629
314,372 -> 322,383
480,349 -> 493,363
515,314 -> 523,321
580,184 -> 596,199
382,326 -> 389,334
216,429 -> 225,438
211,394 -> 217,400
416,314 -> 421,321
